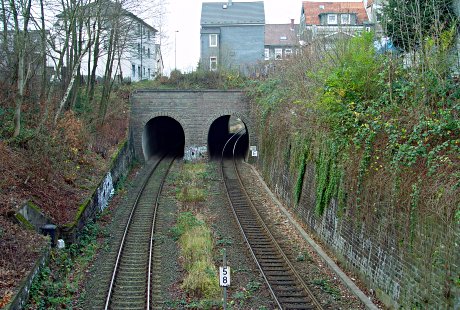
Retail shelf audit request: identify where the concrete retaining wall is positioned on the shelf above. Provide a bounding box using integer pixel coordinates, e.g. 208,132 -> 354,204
4,247 -> 50,310
61,139 -> 134,243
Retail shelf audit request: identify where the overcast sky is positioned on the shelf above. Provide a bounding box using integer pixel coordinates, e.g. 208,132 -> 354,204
158,0 -> 362,74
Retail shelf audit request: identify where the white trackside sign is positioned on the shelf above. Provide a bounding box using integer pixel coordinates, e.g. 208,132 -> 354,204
219,266 -> 231,287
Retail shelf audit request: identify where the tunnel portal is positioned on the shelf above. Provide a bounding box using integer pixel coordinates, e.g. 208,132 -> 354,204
208,115 -> 249,160
131,90 -> 255,163
142,116 -> 185,160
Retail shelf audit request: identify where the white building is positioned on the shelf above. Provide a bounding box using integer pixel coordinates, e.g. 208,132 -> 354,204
57,1 -> 162,82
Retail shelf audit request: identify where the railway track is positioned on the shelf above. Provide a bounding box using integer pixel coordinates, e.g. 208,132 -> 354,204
221,132 -> 324,310
104,155 -> 175,310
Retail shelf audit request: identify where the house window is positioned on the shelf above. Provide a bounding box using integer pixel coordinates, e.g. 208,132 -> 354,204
138,43 -> 141,54
209,34 -> 218,47
138,66 -> 141,78
148,30 -> 150,40
132,64 -> 135,77
341,14 -> 350,25
264,48 -> 269,60
210,56 -> 217,71
148,68 -> 151,78
148,48 -> 151,58
327,14 -> 338,25
143,46 -> 146,55
285,48 -> 292,58
275,48 -> 282,60
143,67 -> 146,77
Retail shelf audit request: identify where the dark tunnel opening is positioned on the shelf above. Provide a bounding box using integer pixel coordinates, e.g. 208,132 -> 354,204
142,116 -> 185,159
208,115 -> 249,160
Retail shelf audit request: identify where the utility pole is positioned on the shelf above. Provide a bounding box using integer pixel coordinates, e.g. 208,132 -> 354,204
174,30 -> 179,70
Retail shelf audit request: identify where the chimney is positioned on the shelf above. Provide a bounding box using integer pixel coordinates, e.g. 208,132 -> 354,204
290,19 -> 294,31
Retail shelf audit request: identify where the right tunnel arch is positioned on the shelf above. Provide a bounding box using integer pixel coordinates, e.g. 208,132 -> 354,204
207,115 -> 249,160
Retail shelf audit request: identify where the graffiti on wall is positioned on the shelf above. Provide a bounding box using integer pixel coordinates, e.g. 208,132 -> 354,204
184,146 -> 207,161
97,172 -> 115,211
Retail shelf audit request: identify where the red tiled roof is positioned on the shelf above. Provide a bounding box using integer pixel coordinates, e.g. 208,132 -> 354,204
302,1 -> 368,25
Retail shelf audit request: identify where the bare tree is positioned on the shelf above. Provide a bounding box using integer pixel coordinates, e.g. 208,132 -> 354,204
10,0 -> 33,138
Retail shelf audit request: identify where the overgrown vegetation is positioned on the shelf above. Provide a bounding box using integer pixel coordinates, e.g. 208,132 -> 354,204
0,65 -> 245,307
25,219 -> 104,309
248,6 -> 459,307
172,164 -> 220,305
122,68 -> 249,91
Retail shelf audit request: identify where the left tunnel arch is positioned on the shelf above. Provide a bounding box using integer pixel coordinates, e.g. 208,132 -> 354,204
142,116 -> 185,160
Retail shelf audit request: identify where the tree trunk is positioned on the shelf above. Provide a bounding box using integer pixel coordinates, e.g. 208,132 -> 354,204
88,16 -> 102,105
39,0 -> 47,105
54,48 -> 88,125
98,27 -> 116,124
11,0 -> 32,138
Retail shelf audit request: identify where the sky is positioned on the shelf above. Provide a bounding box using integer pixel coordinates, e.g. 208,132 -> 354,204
158,0 -> 357,74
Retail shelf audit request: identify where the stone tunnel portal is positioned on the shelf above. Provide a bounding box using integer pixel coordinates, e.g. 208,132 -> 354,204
208,115 -> 249,160
142,116 -> 185,160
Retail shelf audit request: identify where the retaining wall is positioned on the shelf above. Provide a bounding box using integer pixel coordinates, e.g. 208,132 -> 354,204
61,139 -> 134,243
253,124 -> 459,309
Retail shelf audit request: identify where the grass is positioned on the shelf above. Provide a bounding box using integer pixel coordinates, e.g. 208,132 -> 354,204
175,214 -> 220,299
312,279 -> 341,299
175,163 -> 208,204
172,163 -> 221,301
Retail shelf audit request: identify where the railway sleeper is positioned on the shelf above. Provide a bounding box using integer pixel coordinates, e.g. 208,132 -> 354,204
113,286 -> 146,294
270,279 -> 297,285
278,296 -> 312,303
273,286 -> 305,292
265,270 -> 294,276
276,290 -> 309,297
262,267 -> 290,272
283,304 -> 316,310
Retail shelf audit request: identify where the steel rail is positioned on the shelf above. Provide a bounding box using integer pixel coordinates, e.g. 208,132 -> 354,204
221,132 -> 324,310
147,156 -> 176,309
220,132 -> 283,309
104,154 -> 172,310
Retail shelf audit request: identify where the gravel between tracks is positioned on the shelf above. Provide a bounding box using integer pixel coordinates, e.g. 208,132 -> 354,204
83,158 -> 376,309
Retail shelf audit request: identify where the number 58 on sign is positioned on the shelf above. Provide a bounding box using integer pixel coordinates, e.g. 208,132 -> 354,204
219,266 -> 231,287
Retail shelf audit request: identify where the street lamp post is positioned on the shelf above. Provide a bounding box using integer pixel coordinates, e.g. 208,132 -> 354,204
174,30 -> 179,70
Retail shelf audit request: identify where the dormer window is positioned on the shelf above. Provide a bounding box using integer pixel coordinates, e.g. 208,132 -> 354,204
319,5 -> 324,9
328,14 -> 337,25
341,14 -> 351,25
280,36 -> 287,40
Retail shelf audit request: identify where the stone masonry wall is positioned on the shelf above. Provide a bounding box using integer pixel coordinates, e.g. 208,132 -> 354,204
130,90 -> 255,162
255,153 -> 459,309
